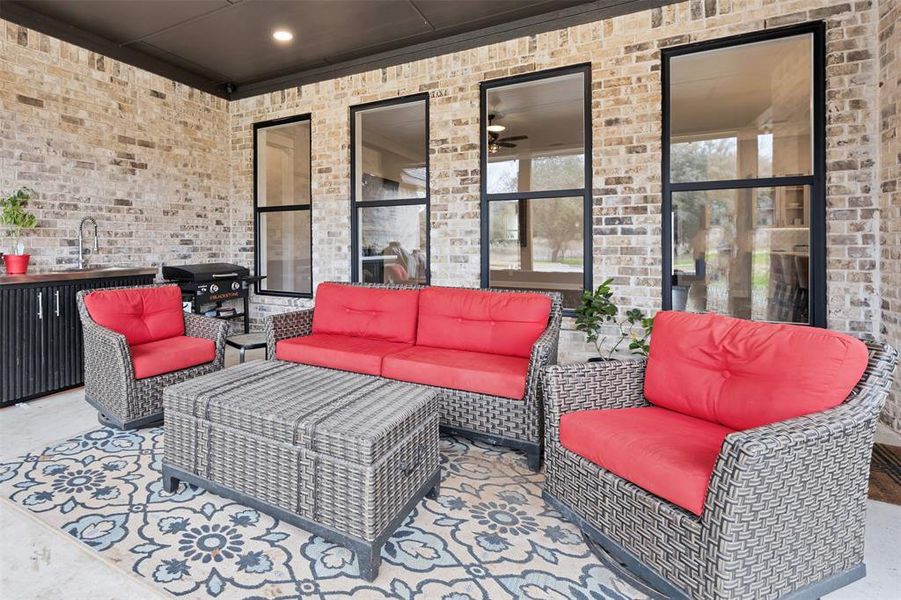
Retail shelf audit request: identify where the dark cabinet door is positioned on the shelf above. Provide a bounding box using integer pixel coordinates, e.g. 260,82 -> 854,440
0,285 -> 46,404
44,283 -> 81,392
2,274 -> 155,406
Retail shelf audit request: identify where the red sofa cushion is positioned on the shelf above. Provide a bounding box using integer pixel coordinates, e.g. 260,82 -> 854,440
311,283 -> 420,344
416,287 -> 551,358
644,311 -> 869,430
275,333 -> 412,376
560,406 -> 733,516
382,346 -> 530,399
84,285 -> 185,346
130,335 -> 216,380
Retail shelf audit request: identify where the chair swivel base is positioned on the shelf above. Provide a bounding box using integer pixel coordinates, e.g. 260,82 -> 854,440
543,491 -> 867,600
87,395 -> 163,430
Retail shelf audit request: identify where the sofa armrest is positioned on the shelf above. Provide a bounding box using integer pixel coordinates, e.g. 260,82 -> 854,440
184,312 -> 228,366
522,294 -> 563,396
525,321 -> 562,390
79,312 -> 135,416
82,318 -> 133,372
699,395 -> 886,597
542,358 -> 649,445
265,308 -> 314,359
516,321 -> 563,442
705,341 -> 898,523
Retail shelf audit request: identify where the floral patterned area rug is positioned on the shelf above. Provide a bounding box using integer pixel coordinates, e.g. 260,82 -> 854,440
0,427 -> 647,600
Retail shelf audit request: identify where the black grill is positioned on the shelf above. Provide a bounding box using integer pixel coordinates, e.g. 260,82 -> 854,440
162,263 -> 258,333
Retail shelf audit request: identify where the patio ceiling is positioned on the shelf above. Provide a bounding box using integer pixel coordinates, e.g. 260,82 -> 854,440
0,0 -> 677,99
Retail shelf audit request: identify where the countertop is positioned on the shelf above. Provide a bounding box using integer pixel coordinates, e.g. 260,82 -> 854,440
0,266 -> 158,286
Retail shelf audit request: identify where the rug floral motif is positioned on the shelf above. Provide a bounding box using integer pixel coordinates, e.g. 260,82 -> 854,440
0,427 -> 647,600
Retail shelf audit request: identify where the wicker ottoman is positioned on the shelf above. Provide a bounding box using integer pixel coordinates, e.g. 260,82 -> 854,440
161,360 -> 440,581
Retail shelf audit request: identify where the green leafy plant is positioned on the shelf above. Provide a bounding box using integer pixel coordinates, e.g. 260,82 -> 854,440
1,187 -> 38,255
574,278 -> 654,360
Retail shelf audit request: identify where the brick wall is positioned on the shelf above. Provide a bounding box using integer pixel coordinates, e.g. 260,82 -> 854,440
230,0 -> 884,362
3,0 -> 898,422
878,0 -> 900,433
0,22 -> 231,272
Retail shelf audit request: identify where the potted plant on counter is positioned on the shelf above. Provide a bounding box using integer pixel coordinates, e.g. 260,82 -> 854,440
574,277 -> 654,361
1,187 -> 38,275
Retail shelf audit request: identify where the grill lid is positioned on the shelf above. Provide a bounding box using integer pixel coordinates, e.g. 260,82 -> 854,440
162,262 -> 249,282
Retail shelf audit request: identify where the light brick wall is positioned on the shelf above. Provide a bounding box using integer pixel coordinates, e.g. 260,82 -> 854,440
878,0 -> 900,433
0,22 -> 231,272
3,0 -> 898,415
230,0 -> 884,362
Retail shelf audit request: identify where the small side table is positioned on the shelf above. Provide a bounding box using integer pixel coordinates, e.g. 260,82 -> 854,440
225,333 -> 267,363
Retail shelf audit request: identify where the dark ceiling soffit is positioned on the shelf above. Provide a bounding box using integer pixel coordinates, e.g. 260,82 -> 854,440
230,0 -> 678,100
0,1 -> 230,98
1,0 -> 679,102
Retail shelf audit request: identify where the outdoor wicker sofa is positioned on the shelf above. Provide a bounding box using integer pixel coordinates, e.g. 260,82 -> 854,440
76,284 -> 228,429
542,310 -> 898,600
265,282 -> 562,470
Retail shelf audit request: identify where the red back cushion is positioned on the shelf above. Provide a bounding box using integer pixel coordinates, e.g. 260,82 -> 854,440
416,287 -> 552,358
644,311 -> 870,430
83,285 -> 185,346
311,283 -> 420,343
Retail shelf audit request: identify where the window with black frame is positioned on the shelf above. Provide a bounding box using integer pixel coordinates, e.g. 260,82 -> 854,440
480,65 -> 592,310
254,115 -> 313,297
351,95 -> 429,285
663,24 -> 825,326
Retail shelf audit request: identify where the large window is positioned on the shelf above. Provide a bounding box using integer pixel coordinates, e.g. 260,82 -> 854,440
480,65 -> 592,309
662,24 -> 825,325
254,115 -> 313,296
351,95 -> 429,284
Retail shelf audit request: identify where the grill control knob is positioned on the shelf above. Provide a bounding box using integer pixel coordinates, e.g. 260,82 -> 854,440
231,282 -> 240,291
210,284 -> 219,293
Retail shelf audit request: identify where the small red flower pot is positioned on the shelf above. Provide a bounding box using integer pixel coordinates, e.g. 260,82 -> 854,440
3,254 -> 31,275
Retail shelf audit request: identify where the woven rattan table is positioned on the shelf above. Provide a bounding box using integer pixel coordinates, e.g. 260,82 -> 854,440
161,360 -> 440,581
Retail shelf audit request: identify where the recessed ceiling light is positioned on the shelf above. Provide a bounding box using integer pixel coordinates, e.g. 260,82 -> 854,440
273,29 -> 294,42
486,124 -> 506,133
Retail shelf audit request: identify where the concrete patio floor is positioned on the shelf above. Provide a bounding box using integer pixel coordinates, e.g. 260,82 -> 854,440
1,346 -> 899,600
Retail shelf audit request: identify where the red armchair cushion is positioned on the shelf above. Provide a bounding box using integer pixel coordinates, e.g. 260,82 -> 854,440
644,311 -> 869,430
130,335 -> 216,380
84,286 -> 185,346
311,283 -> 420,344
560,406 -> 733,515
275,333 -> 412,376
382,346 -> 530,399
416,287 -> 551,358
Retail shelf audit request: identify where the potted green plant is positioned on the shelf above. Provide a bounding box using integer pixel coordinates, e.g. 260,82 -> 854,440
574,277 -> 654,361
1,187 -> 38,275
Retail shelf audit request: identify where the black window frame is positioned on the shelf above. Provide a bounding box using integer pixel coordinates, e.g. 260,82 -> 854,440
252,113 -> 314,298
349,93 -> 431,284
661,22 -> 827,327
479,63 -> 594,312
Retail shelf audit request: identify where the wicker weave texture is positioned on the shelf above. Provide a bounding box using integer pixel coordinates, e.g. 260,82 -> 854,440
263,283 -> 562,456
265,307 -> 313,360
542,341 -> 899,600
163,361 -> 440,542
76,285 -> 228,428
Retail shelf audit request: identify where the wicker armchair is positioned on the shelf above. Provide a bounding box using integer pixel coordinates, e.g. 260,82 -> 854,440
76,286 -> 228,429
265,282 -> 562,470
542,341 -> 898,600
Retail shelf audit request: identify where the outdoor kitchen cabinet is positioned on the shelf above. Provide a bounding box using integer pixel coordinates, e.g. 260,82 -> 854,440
0,271 -> 154,406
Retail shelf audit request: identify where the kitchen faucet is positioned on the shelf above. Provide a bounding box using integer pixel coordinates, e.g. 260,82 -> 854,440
78,216 -> 99,269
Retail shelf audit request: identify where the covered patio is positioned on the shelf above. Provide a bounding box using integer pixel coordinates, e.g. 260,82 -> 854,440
1,0 -> 900,598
